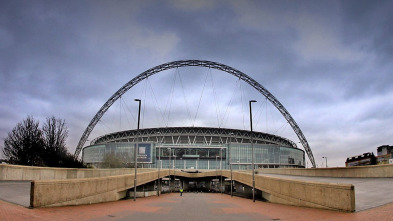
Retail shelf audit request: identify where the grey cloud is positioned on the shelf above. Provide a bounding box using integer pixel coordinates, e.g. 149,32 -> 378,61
1,1 -> 392,167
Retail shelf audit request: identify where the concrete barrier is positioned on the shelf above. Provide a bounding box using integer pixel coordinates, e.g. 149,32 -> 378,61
2,165 -> 355,211
256,164 -> 393,178
29,169 -> 220,208
30,169 -> 170,207
0,164 -> 155,180
222,171 -> 355,212
29,168 -> 355,212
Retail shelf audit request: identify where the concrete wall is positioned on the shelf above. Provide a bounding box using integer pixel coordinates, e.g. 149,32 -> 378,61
256,164 -> 393,178
129,191 -> 158,198
0,164 -> 155,180
222,171 -> 355,212
30,169 -> 354,212
30,169 -> 170,207
1,165 -> 354,211
30,169 -> 220,208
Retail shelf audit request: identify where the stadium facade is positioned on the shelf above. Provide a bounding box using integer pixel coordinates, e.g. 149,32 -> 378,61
82,127 -> 305,170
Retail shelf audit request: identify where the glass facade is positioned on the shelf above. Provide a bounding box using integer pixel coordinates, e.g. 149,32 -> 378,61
83,142 -> 304,169
228,144 -> 304,169
82,142 -> 153,165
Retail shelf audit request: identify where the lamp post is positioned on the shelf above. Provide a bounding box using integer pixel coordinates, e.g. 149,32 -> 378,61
249,100 -> 257,203
157,132 -> 161,196
230,162 -> 233,197
173,150 -> 176,191
216,155 -> 219,192
322,157 -> 328,168
168,147 -> 171,192
220,148 -> 223,193
134,99 -> 141,201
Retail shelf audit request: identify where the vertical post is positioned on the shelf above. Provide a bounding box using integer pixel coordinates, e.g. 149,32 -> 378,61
168,147 -> 171,192
249,100 -> 256,203
157,132 -> 161,196
134,99 -> 141,201
230,163 -> 233,197
174,151 -> 176,191
323,157 -> 327,168
220,148 -> 223,193
216,156 -> 218,176
216,155 -> 218,192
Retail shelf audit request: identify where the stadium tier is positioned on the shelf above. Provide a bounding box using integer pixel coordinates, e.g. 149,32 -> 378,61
82,127 -> 305,169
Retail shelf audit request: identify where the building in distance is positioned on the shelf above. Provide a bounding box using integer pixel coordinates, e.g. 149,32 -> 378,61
345,145 -> 393,167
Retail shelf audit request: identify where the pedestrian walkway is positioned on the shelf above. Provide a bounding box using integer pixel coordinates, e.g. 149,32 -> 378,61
1,192 -> 393,221
0,181 -> 30,207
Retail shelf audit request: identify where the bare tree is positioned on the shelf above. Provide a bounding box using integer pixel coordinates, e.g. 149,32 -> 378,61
3,116 -> 44,166
3,115 -> 85,168
42,116 -> 69,167
102,152 -> 125,168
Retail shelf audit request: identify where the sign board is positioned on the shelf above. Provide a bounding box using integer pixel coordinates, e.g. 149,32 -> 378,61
136,143 -> 152,163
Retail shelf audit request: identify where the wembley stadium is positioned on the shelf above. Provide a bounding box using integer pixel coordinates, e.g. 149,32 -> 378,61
82,126 -> 305,169
77,60 -> 315,169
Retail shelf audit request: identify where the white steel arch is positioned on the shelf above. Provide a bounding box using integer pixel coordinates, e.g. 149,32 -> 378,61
74,60 -> 316,167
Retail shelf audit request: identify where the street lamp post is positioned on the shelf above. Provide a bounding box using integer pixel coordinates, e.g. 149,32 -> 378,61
168,147 -> 171,192
323,157 -> 328,168
216,155 -> 219,192
134,99 -> 141,201
174,150 -> 176,191
249,100 -> 257,203
220,148 -> 223,193
230,163 -> 233,197
157,132 -> 162,196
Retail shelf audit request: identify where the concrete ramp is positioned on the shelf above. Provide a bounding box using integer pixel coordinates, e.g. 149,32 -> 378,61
222,171 -> 354,212
30,170 -> 170,207
0,165 -> 364,212
0,181 -> 31,207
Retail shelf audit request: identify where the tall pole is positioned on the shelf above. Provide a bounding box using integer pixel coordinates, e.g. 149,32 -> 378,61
174,150 -> 176,191
220,148 -> 223,193
157,132 -> 161,196
216,155 -> 218,192
249,100 -> 257,203
323,157 -> 327,168
168,148 -> 171,192
134,99 -> 141,201
230,163 -> 233,197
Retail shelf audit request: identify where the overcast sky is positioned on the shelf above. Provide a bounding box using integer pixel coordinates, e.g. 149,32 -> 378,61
1,0 -> 392,167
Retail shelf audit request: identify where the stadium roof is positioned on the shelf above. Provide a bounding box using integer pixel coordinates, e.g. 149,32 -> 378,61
89,127 -> 297,149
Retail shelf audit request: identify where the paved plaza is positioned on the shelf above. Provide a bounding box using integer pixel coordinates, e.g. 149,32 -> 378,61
1,192 -> 393,221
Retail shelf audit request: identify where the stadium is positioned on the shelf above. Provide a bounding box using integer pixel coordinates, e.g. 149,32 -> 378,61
77,60 -> 316,170
82,126 -> 305,169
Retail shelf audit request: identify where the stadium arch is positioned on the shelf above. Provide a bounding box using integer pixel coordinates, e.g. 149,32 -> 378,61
74,60 -> 316,167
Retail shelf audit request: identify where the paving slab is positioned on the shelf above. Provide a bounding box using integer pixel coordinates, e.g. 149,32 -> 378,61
1,192 -> 393,221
